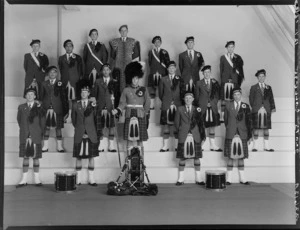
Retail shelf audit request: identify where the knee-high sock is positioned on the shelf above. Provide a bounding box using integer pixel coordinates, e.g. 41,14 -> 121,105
178,159 -> 186,182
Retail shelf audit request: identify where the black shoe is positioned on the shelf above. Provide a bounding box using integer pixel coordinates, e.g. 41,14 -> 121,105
175,181 -> 184,186
108,149 -> 117,152
220,120 -> 224,124
42,149 -> 48,152
175,148 -> 177,151
240,181 -> 250,185
264,148 -> 274,152
57,149 -> 65,153
210,148 -> 222,152
252,149 -> 258,152
16,183 -> 28,188
77,183 -> 81,186
226,181 -> 231,185
196,181 -> 205,186
160,149 -> 169,152
88,182 -> 98,187
35,183 -> 43,187
150,107 -> 155,110
98,149 -> 104,153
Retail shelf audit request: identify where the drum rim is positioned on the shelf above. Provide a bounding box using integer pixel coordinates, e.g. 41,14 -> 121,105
205,170 -> 226,175
55,171 -> 77,176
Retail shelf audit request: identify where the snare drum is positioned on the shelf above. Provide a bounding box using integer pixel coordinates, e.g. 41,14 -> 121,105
205,170 -> 226,191
54,171 -> 77,192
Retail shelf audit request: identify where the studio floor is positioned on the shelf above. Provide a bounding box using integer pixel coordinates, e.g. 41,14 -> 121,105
4,183 -> 295,228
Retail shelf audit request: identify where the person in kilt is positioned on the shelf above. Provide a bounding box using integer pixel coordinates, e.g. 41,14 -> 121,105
72,79 -> 100,186
83,28 -> 108,88
58,39 -> 83,103
92,63 -> 120,152
39,66 -> 69,152
23,39 -> 49,100
112,61 -> 150,156
194,65 -> 222,151
224,87 -> 252,185
174,91 -> 206,186
249,69 -> 276,152
158,61 -> 184,152
16,88 -> 46,187
219,41 -> 244,123
147,36 -> 170,109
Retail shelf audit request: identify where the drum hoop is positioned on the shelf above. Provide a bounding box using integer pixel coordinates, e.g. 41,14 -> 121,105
205,170 -> 226,175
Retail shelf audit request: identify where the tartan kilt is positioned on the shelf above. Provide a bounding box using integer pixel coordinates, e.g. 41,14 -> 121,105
19,143 -> 42,159
203,108 -> 220,128
73,138 -> 99,159
220,82 -> 238,101
160,110 -> 175,126
46,111 -> 64,129
251,112 -> 272,129
224,138 -> 248,159
124,109 -> 148,141
176,141 -> 202,159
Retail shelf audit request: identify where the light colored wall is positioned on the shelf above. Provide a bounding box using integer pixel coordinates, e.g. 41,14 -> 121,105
5,4 -> 294,99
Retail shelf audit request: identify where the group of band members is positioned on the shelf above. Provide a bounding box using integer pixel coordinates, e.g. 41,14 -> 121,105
17,26 -> 276,188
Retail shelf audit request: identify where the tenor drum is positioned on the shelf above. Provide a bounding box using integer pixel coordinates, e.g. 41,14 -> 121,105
205,170 -> 226,191
54,171 -> 77,193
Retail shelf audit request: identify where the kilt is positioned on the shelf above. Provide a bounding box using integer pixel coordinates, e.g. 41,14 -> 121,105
73,138 -> 99,159
220,82 -> 237,101
46,109 -> 64,129
251,112 -> 272,129
203,108 -> 220,128
224,138 -> 248,159
147,73 -> 161,88
176,141 -> 202,159
98,109 -> 115,129
19,143 -> 42,159
124,109 -> 148,141
160,110 -> 175,126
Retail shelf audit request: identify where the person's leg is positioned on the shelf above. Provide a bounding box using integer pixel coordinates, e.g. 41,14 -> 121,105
194,158 -> 205,185
209,127 -> 222,151
252,129 -> 259,151
108,128 -> 116,152
88,157 -> 97,186
42,127 -> 50,152
33,158 -> 42,185
263,129 -> 274,151
226,158 -> 234,185
238,159 -> 250,185
75,158 -> 82,185
56,128 -> 65,152
160,125 -> 170,152
176,159 -> 186,185
18,158 -> 29,186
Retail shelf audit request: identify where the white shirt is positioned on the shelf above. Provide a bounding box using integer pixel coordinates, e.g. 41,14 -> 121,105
50,79 -> 56,85
32,52 -> 39,57
27,102 -> 34,108
104,77 -> 110,84
155,47 -> 160,53
228,53 -> 234,59
205,79 -> 210,85
234,101 -> 241,110
187,49 -> 194,60
186,105 -> 192,113
121,37 -> 127,42
259,83 -> 265,89
169,74 -> 175,80
66,53 -> 73,60
82,99 -> 88,108
91,41 -> 97,45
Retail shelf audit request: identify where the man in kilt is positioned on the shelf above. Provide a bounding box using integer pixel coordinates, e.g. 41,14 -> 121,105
23,39 -> 49,100
249,69 -> 276,152
58,39 -> 83,103
112,61 -> 150,156
40,66 -> 69,152
224,87 -> 252,185
174,91 -> 206,186
93,63 -> 120,152
72,79 -> 100,186
158,61 -> 184,152
148,36 -> 170,109
16,88 -> 46,187
195,65 -> 222,151
83,28 -> 108,88
219,41 -> 244,123
178,36 -> 205,95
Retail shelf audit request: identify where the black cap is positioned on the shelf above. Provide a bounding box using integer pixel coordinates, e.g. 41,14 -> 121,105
184,36 -> 194,44
46,66 -> 58,74
184,91 -> 194,98
152,36 -> 161,44
255,69 -> 266,77
232,87 -> 242,94
119,24 -> 128,32
30,39 -> 41,46
63,39 -> 73,48
225,41 -> 235,48
89,29 -> 98,36
166,61 -> 176,68
101,63 -> 111,70
24,88 -> 37,96
201,65 -> 211,72
77,79 -> 91,92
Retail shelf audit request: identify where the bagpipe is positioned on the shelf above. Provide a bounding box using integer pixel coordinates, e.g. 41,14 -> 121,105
107,146 -> 158,196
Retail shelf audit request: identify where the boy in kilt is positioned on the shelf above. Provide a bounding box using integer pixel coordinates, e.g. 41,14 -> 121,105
83,29 -> 108,88
112,61 -> 150,156
224,87 -> 252,185
93,63 -> 120,152
219,41 -> 244,123
148,36 -> 170,109
40,66 -> 69,152
23,39 -> 49,100
174,91 -> 206,186
17,88 -> 46,187
72,79 -> 100,186
194,65 -> 222,151
178,36 -> 205,95
249,69 -> 276,152
58,39 -> 83,102
158,61 -> 184,152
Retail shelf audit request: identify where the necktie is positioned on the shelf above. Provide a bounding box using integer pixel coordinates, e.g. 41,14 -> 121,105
260,83 -> 264,95
122,38 -> 125,42
206,80 -> 210,90
189,51 -> 193,61
235,102 -> 239,112
187,106 -> 191,115
170,76 -> 173,86
83,101 -> 87,110
50,80 -> 54,85
28,104 -> 32,110
230,54 -> 233,61
104,79 -> 108,86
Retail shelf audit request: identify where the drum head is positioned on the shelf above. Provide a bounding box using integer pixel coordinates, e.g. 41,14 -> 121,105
65,171 -> 77,176
206,170 -> 226,175
54,172 -> 65,176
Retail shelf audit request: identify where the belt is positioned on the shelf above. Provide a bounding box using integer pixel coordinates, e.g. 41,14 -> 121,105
127,105 -> 143,108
